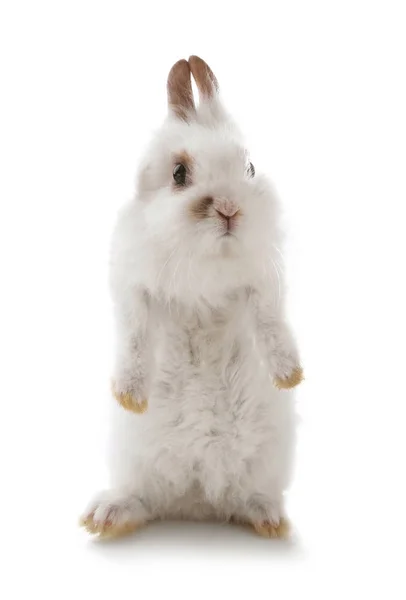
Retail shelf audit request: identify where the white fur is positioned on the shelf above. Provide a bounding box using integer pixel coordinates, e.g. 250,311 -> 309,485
82,78 -> 300,531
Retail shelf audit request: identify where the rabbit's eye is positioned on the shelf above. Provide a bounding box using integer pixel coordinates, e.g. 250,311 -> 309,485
173,163 -> 187,186
248,162 -> 255,178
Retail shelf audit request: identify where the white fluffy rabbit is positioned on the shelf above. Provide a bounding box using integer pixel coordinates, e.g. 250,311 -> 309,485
80,56 -> 303,539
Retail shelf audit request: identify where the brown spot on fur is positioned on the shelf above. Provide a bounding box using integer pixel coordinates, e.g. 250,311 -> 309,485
253,518 -> 291,539
167,59 -> 195,121
175,151 -> 193,170
274,367 -> 304,390
188,196 -> 214,220
79,513 -> 143,538
111,380 -> 148,413
189,55 -> 219,99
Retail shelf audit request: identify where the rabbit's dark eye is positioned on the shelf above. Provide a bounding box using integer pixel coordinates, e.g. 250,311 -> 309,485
248,162 -> 255,178
173,163 -> 187,186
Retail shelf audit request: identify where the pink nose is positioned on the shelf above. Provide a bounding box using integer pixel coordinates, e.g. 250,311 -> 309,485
213,197 -> 239,218
215,207 -> 239,220
214,200 -> 240,231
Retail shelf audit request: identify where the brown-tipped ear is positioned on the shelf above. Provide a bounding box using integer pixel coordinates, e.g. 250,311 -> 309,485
167,58 -> 195,120
188,55 -> 219,99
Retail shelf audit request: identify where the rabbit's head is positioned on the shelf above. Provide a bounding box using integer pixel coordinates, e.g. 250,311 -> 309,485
135,56 -> 281,302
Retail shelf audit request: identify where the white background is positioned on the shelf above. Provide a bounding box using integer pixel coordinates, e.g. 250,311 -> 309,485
1,0 -> 405,598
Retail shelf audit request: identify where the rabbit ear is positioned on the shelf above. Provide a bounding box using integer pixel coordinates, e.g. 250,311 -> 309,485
167,59 -> 195,121
188,55 -> 219,100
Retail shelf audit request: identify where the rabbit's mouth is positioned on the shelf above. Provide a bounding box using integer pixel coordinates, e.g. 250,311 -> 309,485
218,231 -> 239,248
217,226 -> 238,240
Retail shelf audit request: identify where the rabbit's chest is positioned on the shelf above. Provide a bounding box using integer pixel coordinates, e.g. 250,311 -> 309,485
152,294 -> 253,371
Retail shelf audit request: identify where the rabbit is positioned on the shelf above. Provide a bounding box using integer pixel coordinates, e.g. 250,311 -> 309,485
80,56 -> 303,539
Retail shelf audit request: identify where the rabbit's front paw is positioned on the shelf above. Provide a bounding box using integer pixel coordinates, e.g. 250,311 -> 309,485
273,366 -> 304,390
111,380 -> 148,414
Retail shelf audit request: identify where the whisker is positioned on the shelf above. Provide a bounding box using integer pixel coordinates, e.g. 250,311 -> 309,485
155,245 -> 178,291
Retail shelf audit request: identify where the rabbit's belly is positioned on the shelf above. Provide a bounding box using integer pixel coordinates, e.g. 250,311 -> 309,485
111,334 -> 289,499
149,332 -> 273,456
132,352 -> 282,503
124,314 -> 279,492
